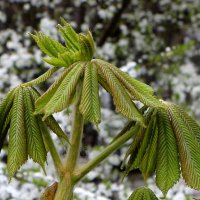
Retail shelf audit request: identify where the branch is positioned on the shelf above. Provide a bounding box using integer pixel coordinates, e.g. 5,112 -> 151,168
74,124 -> 140,183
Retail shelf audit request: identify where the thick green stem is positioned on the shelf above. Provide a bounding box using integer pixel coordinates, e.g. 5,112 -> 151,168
54,85 -> 84,200
74,125 -> 140,183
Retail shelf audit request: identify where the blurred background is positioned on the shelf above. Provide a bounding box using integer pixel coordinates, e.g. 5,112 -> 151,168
1,0 -> 200,199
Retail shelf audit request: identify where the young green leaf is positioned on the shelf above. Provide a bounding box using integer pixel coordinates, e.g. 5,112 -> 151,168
79,32 -> 95,61
156,108 -> 180,195
31,32 -> 67,57
23,87 -> 47,168
7,87 -> 28,178
79,62 -> 101,124
95,61 -> 145,126
43,57 -> 68,67
128,187 -> 158,200
168,103 -> 200,189
57,18 -> 80,52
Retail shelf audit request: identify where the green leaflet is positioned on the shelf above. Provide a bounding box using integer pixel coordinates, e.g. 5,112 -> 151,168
128,116 -> 156,171
168,103 -> 200,189
35,64 -> 76,115
42,63 -> 85,119
23,87 -> 47,168
139,124 -> 158,180
95,59 -> 153,94
45,115 -> 69,143
31,32 -> 67,57
57,18 -> 80,52
96,59 -> 163,108
0,89 -> 15,151
7,87 -> 28,178
43,57 -> 67,67
95,61 -> 145,126
79,62 -> 101,124
79,32 -> 95,61
156,108 -> 180,195
128,187 -> 158,200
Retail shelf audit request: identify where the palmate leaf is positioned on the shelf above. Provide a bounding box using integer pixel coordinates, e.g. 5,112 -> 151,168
79,62 -> 101,124
23,87 -> 47,168
41,63 -> 85,119
96,59 -> 163,108
95,61 -> 145,126
156,108 -> 180,195
79,32 -> 95,61
7,87 -> 28,178
128,187 -> 158,200
35,64 -> 77,115
168,103 -> 200,189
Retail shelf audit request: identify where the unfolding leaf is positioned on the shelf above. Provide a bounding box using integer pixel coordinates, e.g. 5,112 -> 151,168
168,103 -> 200,189
57,18 -> 80,52
95,61 -> 145,126
156,108 -> 180,195
128,187 -> 158,200
31,32 -> 67,57
7,87 -> 28,178
79,62 -> 100,124
45,115 -> 69,143
79,31 -> 95,60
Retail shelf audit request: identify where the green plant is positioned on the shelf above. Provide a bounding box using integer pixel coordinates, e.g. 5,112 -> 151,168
0,18 -> 200,200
